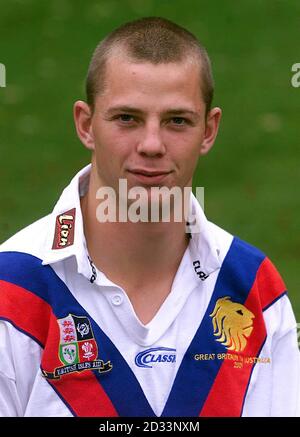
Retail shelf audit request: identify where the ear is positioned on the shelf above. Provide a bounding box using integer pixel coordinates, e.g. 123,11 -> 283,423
199,107 -> 222,156
73,100 -> 95,151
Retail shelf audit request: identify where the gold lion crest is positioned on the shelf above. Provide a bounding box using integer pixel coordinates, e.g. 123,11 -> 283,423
210,297 -> 255,352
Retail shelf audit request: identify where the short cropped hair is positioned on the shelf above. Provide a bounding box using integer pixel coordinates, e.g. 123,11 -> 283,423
86,17 -> 214,116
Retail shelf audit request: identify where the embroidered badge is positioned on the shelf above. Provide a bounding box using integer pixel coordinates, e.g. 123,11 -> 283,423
210,297 -> 255,352
52,208 -> 76,249
42,314 -> 112,379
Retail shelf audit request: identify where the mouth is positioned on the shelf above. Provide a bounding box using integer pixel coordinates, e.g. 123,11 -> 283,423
127,169 -> 173,185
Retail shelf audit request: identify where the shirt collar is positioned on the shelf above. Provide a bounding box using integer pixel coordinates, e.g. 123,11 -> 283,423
187,192 -> 222,275
42,164 -> 221,278
42,164 -> 91,275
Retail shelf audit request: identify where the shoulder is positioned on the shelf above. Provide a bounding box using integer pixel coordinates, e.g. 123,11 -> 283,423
228,234 -> 286,307
207,220 -> 266,266
0,215 -> 54,297
0,214 -> 51,260
0,216 -> 63,347
208,220 -> 287,308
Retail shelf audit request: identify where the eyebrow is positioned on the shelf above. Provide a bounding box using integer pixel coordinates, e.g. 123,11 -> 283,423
104,106 -> 200,120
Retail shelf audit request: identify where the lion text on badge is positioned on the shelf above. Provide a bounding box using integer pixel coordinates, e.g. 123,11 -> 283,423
291,63 -> 300,88
0,64 -> 6,88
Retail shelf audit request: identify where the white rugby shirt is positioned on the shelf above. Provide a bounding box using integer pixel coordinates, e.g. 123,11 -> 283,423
0,164 -> 299,417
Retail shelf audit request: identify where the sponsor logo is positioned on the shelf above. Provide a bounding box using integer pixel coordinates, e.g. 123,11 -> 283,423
52,208 -> 76,249
193,260 -> 209,281
210,296 -> 255,352
42,314 -> 112,379
135,347 -> 176,368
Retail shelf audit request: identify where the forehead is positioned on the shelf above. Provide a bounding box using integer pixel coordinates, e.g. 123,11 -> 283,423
96,56 -> 204,112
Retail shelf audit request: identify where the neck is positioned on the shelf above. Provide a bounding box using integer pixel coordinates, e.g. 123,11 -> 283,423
80,172 -> 190,293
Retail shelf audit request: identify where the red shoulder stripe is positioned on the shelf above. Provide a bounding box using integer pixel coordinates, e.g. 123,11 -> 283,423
0,280 -> 51,345
256,257 -> 286,310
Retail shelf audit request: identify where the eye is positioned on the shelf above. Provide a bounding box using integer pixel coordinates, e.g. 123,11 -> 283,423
236,309 -> 244,316
118,114 -> 135,123
170,117 -> 188,126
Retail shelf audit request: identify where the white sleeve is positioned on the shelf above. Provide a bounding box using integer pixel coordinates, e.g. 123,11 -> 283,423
243,295 -> 300,417
0,372 -> 22,417
271,324 -> 300,416
0,321 -> 42,417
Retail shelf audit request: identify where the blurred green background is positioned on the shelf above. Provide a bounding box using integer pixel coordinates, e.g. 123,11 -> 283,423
0,0 -> 299,317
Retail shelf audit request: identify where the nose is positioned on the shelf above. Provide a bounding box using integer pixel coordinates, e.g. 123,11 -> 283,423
136,121 -> 166,157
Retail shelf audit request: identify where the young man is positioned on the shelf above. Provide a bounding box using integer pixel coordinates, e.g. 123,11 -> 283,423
0,17 -> 299,417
